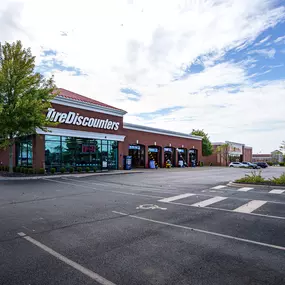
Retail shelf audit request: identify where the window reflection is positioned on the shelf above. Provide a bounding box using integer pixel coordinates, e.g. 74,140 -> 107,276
44,135 -> 118,171
16,137 -> 33,167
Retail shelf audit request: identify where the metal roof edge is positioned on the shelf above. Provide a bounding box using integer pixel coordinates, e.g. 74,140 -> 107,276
53,96 -> 127,117
123,123 -> 203,141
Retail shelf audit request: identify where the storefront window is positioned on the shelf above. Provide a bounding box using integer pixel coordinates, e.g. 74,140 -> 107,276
44,135 -> 118,171
16,137 -> 33,167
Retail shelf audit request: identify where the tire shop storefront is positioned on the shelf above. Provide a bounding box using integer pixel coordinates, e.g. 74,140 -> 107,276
123,124 -> 202,168
1,89 -> 202,170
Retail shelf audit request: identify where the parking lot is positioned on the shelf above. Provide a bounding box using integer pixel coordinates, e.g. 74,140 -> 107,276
1,167 -> 285,285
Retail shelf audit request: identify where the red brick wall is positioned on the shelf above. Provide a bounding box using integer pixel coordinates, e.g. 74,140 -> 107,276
0,145 -> 17,167
0,147 -> 9,166
243,147 -> 253,162
33,135 -> 45,170
201,145 -> 227,166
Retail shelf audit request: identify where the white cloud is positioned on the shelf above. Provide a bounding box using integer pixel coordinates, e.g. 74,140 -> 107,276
254,35 -> 272,46
274,35 -> 285,43
248,48 -> 276,58
0,0 -> 285,152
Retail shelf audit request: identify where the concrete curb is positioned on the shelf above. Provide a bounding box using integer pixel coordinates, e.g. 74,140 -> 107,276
0,170 -> 144,181
228,181 -> 285,189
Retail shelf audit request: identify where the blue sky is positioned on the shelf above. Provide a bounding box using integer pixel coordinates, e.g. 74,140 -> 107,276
1,0 -> 285,152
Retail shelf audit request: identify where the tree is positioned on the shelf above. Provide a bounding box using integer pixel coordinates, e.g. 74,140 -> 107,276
280,141 -> 285,153
215,143 -> 230,166
191,129 -> 213,156
0,40 -> 56,172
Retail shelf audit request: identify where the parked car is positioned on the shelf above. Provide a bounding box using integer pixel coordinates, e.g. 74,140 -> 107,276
255,162 -> 269,168
241,162 -> 261,169
229,162 -> 247,168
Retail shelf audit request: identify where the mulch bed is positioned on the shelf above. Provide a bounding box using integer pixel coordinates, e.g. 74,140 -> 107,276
0,171 -> 44,177
235,181 -> 285,186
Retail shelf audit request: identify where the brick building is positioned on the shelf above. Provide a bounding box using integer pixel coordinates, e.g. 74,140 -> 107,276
0,88 -> 202,170
202,142 -> 253,166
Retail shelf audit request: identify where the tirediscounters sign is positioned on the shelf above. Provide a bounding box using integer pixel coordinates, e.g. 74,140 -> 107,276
46,108 -> 120,131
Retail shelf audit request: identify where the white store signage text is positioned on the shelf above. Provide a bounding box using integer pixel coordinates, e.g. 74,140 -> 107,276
46,108 -> 120,131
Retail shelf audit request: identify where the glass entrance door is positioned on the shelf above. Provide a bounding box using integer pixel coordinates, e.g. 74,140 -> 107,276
129,145 -> 145,168
189,149 -> 198,166
164,147 -> 175,166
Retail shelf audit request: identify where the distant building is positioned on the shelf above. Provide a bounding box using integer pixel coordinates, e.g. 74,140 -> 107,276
202,141 -> 252,166
252,150 -> 283,163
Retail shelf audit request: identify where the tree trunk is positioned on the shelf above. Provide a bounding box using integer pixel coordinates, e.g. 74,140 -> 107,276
9,139 -> 14,173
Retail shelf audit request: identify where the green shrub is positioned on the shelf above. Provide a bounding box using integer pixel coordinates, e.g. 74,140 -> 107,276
279,162 -> 285,167
235,171 -> 266,184
0,165 -> 3,171
93,167 -> 97,172
24,168 -> 29,174
77,167 -> 82,173
38,168 -> 45,175
85,167 -> 90,173
5,166 -> 9,171
28,168 -> 34,174
50,168 -> 56,174
16,166 -> 20,173
13,166 -> 17,172
200,162 -> 204,167
69,167 -> 74,173
269,173 -> 285,185
60,167 -> 66,174
267,162 -> 273,166
20,167 -> 25,173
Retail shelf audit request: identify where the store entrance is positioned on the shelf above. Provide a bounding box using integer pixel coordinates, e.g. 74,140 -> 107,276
177,148 -> 187,167
189,149 -> 198,166
164,147 -> 175,167
128,144 -> 145,168
148,146 -> 161,168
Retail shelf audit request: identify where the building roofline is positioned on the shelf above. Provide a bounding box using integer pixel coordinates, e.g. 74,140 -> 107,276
52,96 -> 127,117
123,123 -> 203,141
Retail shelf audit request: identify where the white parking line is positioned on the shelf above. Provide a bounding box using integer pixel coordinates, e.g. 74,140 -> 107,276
233,200 -> 267,213
211,185 -> 227,190
191,196 -> 227,207
112,211 -> 285,251
159,193 -> 195,203
237,187 -> 254,192
269,189 -> 285,194
17,232 -> 116,285
159,200 -> 285,220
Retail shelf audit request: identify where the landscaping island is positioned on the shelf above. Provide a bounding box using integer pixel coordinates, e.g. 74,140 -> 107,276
235,171 -> 285,186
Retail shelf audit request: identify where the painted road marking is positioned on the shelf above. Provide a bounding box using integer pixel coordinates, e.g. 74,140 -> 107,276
158,200 -> 285,220
17,232 -> 116,285
136,204 -> 167,210
158,193 -> 195,203
112,211 -> 285,251
211,185 -> 227,190
269,189 -> 285,194
233,200 -> 267,213
191,196 -> 227,207
237,187 -> 254,192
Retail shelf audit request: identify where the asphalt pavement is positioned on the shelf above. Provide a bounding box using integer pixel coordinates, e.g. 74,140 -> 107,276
1,167 -> 285,285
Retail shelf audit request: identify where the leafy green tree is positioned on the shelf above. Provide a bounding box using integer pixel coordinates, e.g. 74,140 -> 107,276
0,40 -> 56,172
191,129 -> 213,156
215,143 -> 230,166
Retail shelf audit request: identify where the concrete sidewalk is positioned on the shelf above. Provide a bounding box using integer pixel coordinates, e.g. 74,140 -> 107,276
0,170 -> 145,181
